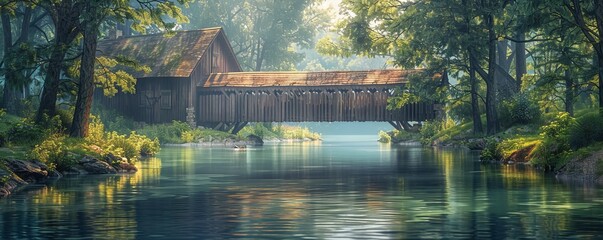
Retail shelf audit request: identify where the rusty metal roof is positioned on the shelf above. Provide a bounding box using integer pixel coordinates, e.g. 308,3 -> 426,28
202,69 -> 424,88
97,28 -> 222,78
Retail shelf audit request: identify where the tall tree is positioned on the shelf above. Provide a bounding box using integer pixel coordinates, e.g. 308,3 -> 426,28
183,0 -> 325,71
35,0 -> 82,123
1,3 -> 35,114
319,0 -> 518,134
562,0 -> 603,110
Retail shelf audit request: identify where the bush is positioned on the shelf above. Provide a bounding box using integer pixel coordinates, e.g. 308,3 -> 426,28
499,94 -> 541,128
136,121 -> 191,144
530,112 -> 577,170
569,112 -> 603,149
479,138 -> 503,161
7,121 -> 44,146
419,120 -> 441,145
31,134 -> 76,171
378,130 -> 391,143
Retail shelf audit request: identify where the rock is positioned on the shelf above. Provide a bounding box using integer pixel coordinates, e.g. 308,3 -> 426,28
79,156 -> 117,174
247,134 -> 264,146
62,166 -> 88,175
115,162 -> 138,173
4,159 -> 48,182
103,153 -> 122,164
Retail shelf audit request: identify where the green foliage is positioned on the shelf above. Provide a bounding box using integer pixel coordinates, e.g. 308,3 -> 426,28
540,112 -> 576,140
568,112 -> 603,149
238,123 -> 275,139
136,121 -> 191,144
531,138 -> 571,171
419,121 -> 441,145
184,0 -> 325,71
31,134 -> 76,171
279,125 -> 321,140
419,119 -> 455,145
6,121 -> 44,146
238,124 -> 321,141
378,130 -> 391,143
86,116 -> 159,160
530,112 -> 577,170
479,138 -> 503,161
499,94 -> 541,128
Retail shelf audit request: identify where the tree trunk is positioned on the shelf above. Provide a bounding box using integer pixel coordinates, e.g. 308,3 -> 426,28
564,69 -> 574,116
1,9 -> 16,114
515,30 -> 526,91
70,2 -> 99,137
36,47 -> 66,122
35,1 -> 81,123
485,13 -> 499,135
597,48 -> 603,111
469,56 -> 483,134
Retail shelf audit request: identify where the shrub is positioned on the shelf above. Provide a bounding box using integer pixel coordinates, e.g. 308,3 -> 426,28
479,138 -> 503,161
31,134 -> 76,171
56,108 -> 73,130
7,121 -> 44,146
136,121 -> 191,144
86,116 -> 105,147
499,94 -> 541,128
569,112 -> 603,149
419,120 -> 441,145
378,130 -> 391,143
181,130 -> 195,143
530,112 -> 577,170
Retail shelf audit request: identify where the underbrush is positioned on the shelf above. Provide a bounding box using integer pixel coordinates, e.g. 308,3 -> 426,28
0,110 -> 159,172
378,130 -> 419,143
237,123 -> 321,141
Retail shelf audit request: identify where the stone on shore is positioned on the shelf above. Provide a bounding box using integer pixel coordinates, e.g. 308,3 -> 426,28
247,134 -> 264,146
78,156 -> 118,174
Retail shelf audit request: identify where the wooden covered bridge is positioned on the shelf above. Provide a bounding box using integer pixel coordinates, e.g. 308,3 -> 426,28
95,27 -> 440,133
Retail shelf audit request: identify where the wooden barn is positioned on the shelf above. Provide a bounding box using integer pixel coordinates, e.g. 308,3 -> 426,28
96,27 -> 439,132
95,27 -> 241,124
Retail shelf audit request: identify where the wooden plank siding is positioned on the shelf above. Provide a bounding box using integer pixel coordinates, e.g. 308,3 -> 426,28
95,77 -> 191,123
197,88 -> 435,123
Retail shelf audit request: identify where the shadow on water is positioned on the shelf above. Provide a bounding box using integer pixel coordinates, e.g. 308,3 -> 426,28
1,136 -> 603,239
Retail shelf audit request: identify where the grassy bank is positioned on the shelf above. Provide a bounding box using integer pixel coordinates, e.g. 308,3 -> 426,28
93,106 -> 321,144
403,108 -> 603,179
0,110 -> 158,173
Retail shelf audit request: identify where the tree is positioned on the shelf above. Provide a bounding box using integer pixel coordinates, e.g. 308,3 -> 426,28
318,0 -> 513,134
0,3 -> 37,114
562,0 -> 603,110
183,0 -> 326,71
35,0 -> 83,123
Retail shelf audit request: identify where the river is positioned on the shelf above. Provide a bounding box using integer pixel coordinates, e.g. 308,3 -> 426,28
1,135 -> 603,239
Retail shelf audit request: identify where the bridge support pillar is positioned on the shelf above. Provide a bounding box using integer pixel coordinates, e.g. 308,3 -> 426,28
388,121 -> 420,133
231,122 -> 248,135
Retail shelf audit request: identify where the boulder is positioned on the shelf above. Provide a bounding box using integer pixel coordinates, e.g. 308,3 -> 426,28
247,134 -> 264,146
115,162 -> 138,173
4,159 -> 48,182
79,156 -> 117,174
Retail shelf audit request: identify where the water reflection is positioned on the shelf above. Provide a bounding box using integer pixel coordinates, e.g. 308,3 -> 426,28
1,137 -> 603,239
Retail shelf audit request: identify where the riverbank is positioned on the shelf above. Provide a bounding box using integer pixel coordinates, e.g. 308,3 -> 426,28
0,153 -> 139,197
391,110 -> 603,184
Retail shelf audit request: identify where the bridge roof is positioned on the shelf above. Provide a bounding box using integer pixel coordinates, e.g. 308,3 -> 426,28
202,69 -> 423,88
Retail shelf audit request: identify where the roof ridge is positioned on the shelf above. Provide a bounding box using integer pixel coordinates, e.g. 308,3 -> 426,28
211,69 -> 413,75
99,27 -> 222,41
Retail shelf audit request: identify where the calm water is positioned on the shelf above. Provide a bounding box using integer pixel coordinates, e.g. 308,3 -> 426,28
2,135 -> 603,239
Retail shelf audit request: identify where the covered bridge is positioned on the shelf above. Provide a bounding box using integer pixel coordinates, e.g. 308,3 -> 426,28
96,27 -> 439,133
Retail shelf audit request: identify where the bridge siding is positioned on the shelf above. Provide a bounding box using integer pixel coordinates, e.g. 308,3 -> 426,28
197,89 -> 434,123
